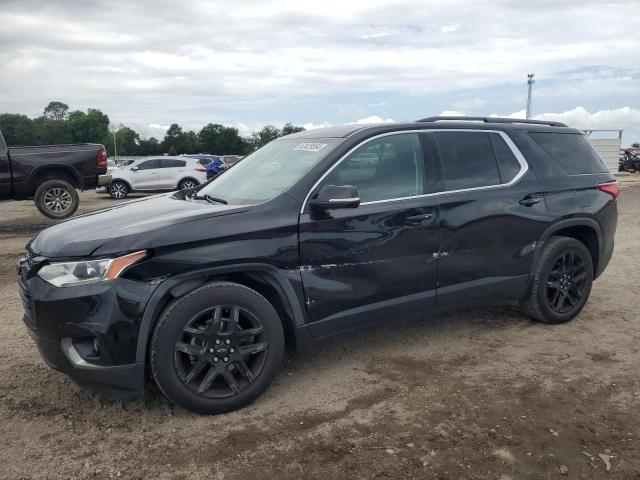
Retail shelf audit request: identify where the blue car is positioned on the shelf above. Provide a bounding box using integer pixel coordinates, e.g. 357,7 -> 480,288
204,156 -> 224,178
183,154 -> 224,178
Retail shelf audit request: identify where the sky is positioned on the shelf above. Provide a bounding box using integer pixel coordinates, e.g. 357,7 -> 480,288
1,0 -> 639,144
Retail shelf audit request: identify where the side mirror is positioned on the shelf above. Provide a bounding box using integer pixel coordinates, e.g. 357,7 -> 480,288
310,185 -> 360,210
131,166 -> 139,172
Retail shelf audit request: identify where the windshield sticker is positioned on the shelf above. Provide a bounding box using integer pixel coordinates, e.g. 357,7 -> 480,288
294,143 -> 327,152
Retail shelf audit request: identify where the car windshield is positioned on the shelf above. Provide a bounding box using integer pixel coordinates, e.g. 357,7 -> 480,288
197,138 -> 340,205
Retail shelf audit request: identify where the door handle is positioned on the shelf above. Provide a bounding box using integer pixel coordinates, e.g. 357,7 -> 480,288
519,196 -> 541,206
406,213 -> 435,224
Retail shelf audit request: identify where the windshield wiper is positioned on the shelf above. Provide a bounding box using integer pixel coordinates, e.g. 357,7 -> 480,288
193,193 -> 228,204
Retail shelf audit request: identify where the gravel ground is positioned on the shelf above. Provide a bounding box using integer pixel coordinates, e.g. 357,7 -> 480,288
0,183 -> 639,480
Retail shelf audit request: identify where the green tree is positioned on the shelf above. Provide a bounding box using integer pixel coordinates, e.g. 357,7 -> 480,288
198,123 -> 248,154
0,113 -> 36,146
183,130 -> 200,154
68,109 -> 110,144
161,123 -> 187,154
115,126 -> 141,156
632,142 -> 640,148
43,101 -> 69,121
247,125 -> 281,150
33,116 -> 72,145
281,123 -> 305,136
137,137 -> 161,156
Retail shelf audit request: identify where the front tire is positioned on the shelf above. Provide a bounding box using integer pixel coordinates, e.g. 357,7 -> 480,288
34,179 -> 79,219
178,178 -> 199,190
522,236 -> 593,324
150,282 -> 285,414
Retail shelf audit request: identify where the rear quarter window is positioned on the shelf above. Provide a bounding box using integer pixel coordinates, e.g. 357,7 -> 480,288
528,132 -> 608,175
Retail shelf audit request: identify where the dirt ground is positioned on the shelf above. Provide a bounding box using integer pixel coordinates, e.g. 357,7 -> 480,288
0,182 -> 639,480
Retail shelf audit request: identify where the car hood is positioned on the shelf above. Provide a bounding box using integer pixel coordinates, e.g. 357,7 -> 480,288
29,193 -> 250,258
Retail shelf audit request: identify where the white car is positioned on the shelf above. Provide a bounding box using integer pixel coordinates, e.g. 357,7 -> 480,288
102,157 -> 208,199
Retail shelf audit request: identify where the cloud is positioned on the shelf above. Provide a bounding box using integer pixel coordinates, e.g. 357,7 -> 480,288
439,110 -> 467,117
303,121 -> 333,130
535,107 -> 640,130
0,0 -> 638,138
354,116 -> 395,124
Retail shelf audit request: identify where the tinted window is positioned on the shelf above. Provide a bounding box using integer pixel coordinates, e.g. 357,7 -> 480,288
135,159 -> 160,170
490,134 -> 521,183
434,132 -> 500,191
528,132 -> 608,174
161,159 -> 187,168
322,133 -> 424,203
197,158 -> 212,165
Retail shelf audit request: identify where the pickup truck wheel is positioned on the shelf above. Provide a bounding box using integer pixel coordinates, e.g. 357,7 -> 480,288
521,236 -> 593,324
150,282 -> 285,414
34,179 -> 79,219
109,181 -> 129,199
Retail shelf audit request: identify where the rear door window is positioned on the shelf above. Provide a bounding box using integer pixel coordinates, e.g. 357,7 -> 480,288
433,132 -> 501,191
161,159 -> 187,168
528,132 -> 608,174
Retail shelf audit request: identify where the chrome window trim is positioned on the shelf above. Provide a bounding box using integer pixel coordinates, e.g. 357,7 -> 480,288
300,129 -> 529,213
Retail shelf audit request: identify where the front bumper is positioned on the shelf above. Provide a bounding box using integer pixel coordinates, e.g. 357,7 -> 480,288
28,330 -> 145,401
17,256 -> 157,401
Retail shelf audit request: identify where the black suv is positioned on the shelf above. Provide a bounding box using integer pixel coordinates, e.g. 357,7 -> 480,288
18,117 -> 618,414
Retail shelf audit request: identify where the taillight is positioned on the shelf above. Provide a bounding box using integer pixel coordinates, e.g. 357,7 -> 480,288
195,167 -> 206,172
97,148 -> 107,169
597,181 -> 620,199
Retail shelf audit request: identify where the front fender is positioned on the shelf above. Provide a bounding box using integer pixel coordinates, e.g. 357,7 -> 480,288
134,263 -> 306,362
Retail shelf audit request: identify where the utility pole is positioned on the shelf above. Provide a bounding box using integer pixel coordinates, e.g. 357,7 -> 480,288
111,125 -> 118,161
526,73 -> 535,119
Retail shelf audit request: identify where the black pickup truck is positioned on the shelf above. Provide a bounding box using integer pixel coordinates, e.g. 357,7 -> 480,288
0,129 -> 111,218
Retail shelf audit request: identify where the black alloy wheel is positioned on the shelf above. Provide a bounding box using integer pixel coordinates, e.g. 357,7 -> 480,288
545,250 -> 588,314
521,236 -> 594,324
150,282 -> 284,414
174,305 -> 267,398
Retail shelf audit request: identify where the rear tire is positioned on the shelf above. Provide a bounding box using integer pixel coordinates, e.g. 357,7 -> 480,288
521,236 -> 593,324
150,282 -> 285,414
178,178 -> 199,190
109,180 -> 129,199
34,179 -> 79,219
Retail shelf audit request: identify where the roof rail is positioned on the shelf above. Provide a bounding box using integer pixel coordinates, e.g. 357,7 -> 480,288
416,116 -> 567,128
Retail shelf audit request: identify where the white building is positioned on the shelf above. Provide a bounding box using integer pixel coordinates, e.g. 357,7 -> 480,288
584,130 -> 622,173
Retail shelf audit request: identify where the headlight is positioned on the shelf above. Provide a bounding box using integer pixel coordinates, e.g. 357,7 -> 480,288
37,251 -> 147,287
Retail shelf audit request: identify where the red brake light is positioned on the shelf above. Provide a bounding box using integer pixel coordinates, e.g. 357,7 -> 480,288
195,167 -> 206,172
597,181 -> 620,199
97,148 -> 107,169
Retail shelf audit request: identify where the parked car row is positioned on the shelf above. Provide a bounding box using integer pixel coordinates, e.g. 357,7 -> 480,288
98,154 -> 244,199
